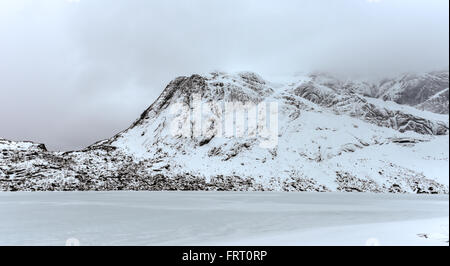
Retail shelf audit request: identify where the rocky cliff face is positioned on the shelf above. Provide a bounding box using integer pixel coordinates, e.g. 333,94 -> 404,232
376,71 -> 449,114
1,71 -> 449,193
416,88 -> 449,114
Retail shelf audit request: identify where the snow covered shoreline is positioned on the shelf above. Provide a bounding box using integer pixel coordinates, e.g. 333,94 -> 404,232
0,191 -> 447,246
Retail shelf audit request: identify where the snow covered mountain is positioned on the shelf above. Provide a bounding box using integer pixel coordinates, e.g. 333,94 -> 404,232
1,71 -> 449,193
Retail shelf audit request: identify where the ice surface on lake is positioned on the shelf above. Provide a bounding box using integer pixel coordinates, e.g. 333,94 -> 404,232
0,192 -> 448,246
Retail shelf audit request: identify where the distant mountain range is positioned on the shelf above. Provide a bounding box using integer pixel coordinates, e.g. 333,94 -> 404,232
1,71 -> 448,192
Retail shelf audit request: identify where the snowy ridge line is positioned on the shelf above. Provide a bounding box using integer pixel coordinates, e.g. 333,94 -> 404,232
0,71 -> 449,192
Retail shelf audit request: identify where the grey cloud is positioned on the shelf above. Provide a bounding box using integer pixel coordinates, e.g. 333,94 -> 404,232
0,0 -> 448,150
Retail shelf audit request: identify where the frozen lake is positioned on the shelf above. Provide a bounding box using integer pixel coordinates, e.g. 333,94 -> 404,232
0,192 -> 448,246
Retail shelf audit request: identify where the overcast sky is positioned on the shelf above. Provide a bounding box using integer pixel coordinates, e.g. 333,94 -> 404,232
0,0 -> 448,151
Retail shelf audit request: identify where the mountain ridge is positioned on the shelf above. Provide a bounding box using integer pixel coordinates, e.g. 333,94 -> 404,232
1,71 -> 448,193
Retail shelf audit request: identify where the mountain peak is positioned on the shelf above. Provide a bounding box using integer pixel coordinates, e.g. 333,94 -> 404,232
1,71 -> 449,193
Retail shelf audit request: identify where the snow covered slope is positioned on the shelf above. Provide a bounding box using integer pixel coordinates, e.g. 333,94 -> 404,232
1,71 -> 449,192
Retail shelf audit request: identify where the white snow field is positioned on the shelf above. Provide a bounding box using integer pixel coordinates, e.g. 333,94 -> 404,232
0,192 -> 448,246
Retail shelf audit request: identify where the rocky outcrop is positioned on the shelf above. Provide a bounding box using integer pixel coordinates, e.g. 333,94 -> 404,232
417,88 -> 449,114
293,82 -> 448,135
